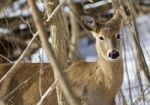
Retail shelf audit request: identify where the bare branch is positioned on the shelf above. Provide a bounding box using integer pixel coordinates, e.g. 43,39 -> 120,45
37,80 -> 58,105
0,54 -> 12,63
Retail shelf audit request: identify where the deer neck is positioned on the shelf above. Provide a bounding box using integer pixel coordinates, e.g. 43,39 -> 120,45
94,58 -> 123,89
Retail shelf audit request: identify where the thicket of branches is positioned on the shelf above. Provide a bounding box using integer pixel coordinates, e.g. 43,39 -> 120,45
0,0 -> 150,105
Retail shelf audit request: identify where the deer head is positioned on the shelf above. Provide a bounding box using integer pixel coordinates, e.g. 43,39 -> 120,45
81,7 -> 124,61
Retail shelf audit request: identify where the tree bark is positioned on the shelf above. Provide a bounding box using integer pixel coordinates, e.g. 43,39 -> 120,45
44,1 -> 69,105
68,0 -> 80,62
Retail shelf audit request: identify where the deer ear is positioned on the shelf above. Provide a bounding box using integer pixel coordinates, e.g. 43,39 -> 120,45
106,7 -> 124,30
114,7 -> 125,24
81,15 -> 97,31
113,7 -> 123,21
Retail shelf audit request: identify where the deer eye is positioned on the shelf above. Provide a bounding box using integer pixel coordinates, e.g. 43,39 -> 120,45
99,36 -> 104,40
117,34 -> 121,39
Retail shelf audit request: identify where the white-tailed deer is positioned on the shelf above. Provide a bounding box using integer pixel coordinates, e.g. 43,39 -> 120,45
0,7 -> 124,105
67,7 -> 124,105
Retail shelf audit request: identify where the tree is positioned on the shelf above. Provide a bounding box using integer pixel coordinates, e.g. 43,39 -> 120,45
44,0 -> 69,105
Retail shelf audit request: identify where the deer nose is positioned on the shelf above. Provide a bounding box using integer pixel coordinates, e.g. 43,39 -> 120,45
108,50 -> 119,59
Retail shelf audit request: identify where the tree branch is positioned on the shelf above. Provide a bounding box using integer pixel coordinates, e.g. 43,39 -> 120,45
37,80 -> 58,105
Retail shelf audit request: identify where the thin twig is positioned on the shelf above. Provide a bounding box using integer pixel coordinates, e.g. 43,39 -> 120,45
19,16 -> 34,35
37,80 -> 58,105
0,54 -> 12,63
133,85 -> 150,105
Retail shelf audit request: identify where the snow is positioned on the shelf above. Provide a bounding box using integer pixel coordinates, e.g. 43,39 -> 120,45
31,48 -> 49,63
0,28 -> 10,34
83,1 -> 110,10
0,0 -> 44,18
19,24 -> 28,30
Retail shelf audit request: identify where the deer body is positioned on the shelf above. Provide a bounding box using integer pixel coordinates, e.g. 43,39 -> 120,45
0,7 -> 124,105
69,7 -> 124,105
68,55 -> 123,105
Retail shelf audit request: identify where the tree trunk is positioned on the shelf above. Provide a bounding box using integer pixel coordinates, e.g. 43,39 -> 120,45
44,0 -> 69,105
68,0 -> 80,62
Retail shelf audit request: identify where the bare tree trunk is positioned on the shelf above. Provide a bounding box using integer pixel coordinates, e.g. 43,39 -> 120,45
44,1 -> 69,105
69,13 -> 80,62
68,0 -> 80,62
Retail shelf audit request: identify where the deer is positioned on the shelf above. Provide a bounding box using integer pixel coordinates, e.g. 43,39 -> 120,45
0,6 -> 124,105
67,6 -> 124,105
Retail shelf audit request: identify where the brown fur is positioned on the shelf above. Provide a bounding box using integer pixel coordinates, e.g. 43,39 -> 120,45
68,59 -> 123,105
0,63 -> 57,105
